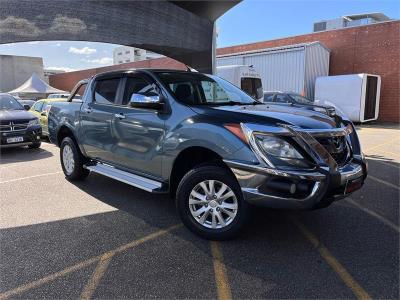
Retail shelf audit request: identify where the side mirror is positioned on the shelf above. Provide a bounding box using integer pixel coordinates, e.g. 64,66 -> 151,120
129,93 -> 164,110
41,111 -> 47,116
23,105 -> 30,110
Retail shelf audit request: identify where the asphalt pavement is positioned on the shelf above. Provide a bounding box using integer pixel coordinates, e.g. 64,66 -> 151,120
0,125 -> 399,299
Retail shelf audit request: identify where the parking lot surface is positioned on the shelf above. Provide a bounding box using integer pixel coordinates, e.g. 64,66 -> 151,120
0,125 -> 399,299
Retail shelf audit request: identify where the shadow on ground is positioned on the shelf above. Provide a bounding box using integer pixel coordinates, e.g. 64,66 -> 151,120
0,146 -> 53,164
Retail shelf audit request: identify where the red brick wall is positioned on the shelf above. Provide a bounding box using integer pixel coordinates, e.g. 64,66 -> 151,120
49,57 -> 186,92
50,21 -> 399,122
217,21 -> 400,123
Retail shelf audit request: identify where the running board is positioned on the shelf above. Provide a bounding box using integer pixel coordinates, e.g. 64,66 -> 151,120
84,163 -> 162,192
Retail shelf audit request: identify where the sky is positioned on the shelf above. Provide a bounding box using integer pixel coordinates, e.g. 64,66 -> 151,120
0,0 -> 398,72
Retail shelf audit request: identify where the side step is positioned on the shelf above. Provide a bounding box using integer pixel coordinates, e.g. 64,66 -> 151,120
84,163 -> 162,192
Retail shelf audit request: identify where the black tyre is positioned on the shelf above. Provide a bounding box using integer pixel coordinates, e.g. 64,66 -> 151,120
28,141 -> 41,149
60,137 -> 90,181
176,165 -> 248,240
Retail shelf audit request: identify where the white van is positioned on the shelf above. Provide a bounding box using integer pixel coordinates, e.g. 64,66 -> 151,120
315,74 -> 381,123
216,65 -> 263,101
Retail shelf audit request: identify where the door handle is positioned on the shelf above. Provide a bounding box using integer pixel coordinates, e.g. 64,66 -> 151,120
115,113 -> 125,119
83,107 -> 92,113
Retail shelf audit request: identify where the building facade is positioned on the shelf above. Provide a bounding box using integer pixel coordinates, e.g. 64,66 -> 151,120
0,55 -> 45,92
313,13 -> 390,32
113,46 -> 163,65
50,20 -> 399,122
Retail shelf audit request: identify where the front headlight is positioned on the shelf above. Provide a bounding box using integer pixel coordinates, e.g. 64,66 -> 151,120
28,118 -> 39,126
254,135 -> 303,159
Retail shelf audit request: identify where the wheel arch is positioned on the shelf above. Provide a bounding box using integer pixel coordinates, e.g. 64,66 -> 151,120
168,146 -> 235,198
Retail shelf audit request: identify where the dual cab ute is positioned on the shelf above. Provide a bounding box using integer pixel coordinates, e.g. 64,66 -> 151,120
48,69 -> 367,239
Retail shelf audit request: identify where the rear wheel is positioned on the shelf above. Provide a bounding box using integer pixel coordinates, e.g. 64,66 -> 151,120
176,165 -> 248,240
60,137 -> 89,181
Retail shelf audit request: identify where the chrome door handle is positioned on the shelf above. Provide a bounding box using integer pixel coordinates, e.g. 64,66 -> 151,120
115,113 -> 125,119
83,107 -> 92,113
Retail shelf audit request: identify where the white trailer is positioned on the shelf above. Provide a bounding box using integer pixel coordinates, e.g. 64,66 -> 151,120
314,74 -> 381,123
216,65 -> 263,101
217,42 -> 330,100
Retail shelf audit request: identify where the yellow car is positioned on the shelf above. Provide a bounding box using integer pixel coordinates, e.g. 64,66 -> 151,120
30,98 -> 68,137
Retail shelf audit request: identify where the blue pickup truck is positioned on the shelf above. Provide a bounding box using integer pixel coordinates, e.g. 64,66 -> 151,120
48,69 -> 367,239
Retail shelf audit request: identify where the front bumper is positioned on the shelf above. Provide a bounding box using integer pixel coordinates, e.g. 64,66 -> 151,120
224,122 -> 367,210
0,125 -> 42,148
225,157 -> 367,209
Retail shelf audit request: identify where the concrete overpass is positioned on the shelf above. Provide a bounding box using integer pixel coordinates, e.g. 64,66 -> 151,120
0,0 -> 241,73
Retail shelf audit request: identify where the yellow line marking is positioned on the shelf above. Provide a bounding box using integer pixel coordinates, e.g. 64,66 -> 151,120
0,257 -> 98,300
210,241 -> 232,300
80,252 -> 115,300
364,138 -> 400,152
346,198 -> 399,233
368,175 -> 399,190
0,171 -> 63,184
291,217 -> 372,300
0,224 -> 182,300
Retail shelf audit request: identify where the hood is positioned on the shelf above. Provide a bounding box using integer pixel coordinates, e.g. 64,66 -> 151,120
0,109 -> 36,122
191,104 -> 340,129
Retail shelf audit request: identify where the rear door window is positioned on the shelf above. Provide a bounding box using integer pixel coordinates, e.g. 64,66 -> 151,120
94,78 -> 121,105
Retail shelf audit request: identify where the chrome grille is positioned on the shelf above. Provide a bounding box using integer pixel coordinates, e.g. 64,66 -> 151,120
316,136 -> 350,167
0,121 -> 29,132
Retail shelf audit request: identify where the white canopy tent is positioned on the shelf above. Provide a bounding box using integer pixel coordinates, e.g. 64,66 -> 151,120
8,73 -> 65,99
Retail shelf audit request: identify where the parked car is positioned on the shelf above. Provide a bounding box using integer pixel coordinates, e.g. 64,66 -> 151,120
263,91 -> 339,117
48,93 -> 81,99
48,69 -> 367,240
17,99 -> 35,110
30,98 -> 69,137
0,93 -> 41,148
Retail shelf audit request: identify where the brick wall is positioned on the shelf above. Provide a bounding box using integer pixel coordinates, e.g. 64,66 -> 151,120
49,57 -> 186,92
217,21 -> 400,123
50,21 -> 399,122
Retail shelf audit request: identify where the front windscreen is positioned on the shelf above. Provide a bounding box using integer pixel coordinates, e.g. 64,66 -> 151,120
288,93 -> 312,104
156,72 -> 259,105
0,94 -> 24,110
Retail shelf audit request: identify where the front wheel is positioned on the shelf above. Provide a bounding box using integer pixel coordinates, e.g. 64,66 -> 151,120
60,137 -> 89,181
176,165 -> 249,240
28,141 -> 41,149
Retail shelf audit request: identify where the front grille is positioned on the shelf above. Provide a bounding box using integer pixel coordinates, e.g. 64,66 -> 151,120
316,136 -> 350,166
0,121 -> 29,132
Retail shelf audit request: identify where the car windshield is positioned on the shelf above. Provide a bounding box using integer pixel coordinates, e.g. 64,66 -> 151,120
288,93 -> 312,104
0,94 -> 24,110
156,72 -> 260,105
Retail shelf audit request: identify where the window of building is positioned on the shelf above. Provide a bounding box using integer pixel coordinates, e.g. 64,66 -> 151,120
125,51 -> 130,54
117,52 -> 122,56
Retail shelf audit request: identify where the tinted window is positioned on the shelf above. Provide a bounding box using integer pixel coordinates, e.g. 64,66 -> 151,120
264,93 -> 274,102
0,94 -> 24,110
241,78 -> 263,99
123,77 -> 158,105
34,101 -> 44,111
157,72 -> 256,105
94,78 -> 120,104
275,94 -> 290,103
